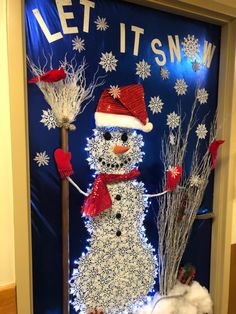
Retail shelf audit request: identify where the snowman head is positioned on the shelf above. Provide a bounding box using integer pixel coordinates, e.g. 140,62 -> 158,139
86,84 -> 153,174
86,127 -> 144,174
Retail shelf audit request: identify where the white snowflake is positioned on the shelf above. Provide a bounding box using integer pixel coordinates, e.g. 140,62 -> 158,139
167,112 -> 180,129
192,60 -> 201,72
160,68 -> 169,80
169,133 -> 175,145
34,151 -> 50,167
197,88 -> 209,104
189,175 -> 202,187
72,36 -> 85,53
168,166 -> 181,178
136,60 -> 151,80
174,79 -> 188,96
94,16 -> 109,31
196,124 -> 208,139
99,52 -> 118,72
148,96 -> 164,114
109,85 -> 121,99
182,34 -> 200,60
40,109 -> 58,130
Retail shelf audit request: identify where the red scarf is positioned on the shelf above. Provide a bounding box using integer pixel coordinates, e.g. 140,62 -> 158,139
81,169 -> 140,217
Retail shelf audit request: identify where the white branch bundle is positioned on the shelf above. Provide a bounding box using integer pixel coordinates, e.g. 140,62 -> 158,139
157,92 -> 217,296
27,55 -> 105,128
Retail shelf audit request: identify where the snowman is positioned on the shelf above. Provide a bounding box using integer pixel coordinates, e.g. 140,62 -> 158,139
54,84 -> 180,314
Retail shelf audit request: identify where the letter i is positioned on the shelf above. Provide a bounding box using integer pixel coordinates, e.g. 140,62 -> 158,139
120,23 -> 126,53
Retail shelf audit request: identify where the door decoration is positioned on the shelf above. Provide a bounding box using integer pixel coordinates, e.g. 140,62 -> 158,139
25,1 -> 222,313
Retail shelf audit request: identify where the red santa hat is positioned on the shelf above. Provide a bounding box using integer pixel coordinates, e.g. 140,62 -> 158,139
95,84 -> 153,132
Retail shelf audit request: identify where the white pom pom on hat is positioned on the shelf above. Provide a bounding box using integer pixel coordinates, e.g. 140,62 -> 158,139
95,84 -> 153,133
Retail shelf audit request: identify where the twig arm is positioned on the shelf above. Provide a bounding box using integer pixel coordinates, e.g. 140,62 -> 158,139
145,190 -> 168,198
67,177 -> 88,196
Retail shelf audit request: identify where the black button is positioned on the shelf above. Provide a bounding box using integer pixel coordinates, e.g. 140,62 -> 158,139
103,132 -> 111,140
115,195 -> 121,200
116,230 -> 121,236
116,213 -> 121,219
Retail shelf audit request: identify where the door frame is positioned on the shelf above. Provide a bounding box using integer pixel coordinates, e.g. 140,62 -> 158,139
7,1 -> 236,313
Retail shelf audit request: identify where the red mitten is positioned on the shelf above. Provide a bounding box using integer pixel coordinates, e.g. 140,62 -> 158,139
165,165 -> 182,191
209,140 -> 225,169
54,148 -> 74,178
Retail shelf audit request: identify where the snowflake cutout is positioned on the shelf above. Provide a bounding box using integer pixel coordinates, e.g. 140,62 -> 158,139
108,85 -> 121,99
182,34 -> 200,60
94,16 -> 109,31
160,68 -> 169,80
72,36 -> 85,53
136,60 -> 151,80
192,60 -> 201,72
189,175 -> 202,187
167,112 -> 180,129
99,52 -> 118,72
169,133 -> 175,145
148,96 -> 164,114
196,124 -> 208,139
174,79 -> 188,96
168,166 -> 181,178
34,151 -> 50,167
40,109 -> 58,130
197,88 -> 209,104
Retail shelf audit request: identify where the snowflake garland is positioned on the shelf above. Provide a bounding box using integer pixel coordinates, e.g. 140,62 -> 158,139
167,112 -> 180,129
196,124 -> 208,139
136,60 -> 151,80
40,109 -> 58,130
34,151 -> 50,167
189,175 -> 202,187
94,16 -> 109,31
160,68 -> 169,80
182,34 -> 200,61
148,96 -> 164,114
99,52 -> 118,72
174,79 -> 188,96
108,85 -> 121,99
72,36 -> 85,53
197,88 -> 209,104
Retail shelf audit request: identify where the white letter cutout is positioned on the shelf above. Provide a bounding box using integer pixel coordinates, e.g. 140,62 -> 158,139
202,41 -> 216,68
56,0 -> 78,34
168,35 -> 181,63
32,8 -> 63,43
151,38 -> 166,66
80,0 -> 95,33
131,26 -> 144,56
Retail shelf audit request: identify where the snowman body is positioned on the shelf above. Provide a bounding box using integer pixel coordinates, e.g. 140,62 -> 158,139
70,128 -> 157,313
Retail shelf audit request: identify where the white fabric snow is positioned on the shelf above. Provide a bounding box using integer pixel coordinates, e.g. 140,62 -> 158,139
136,281 -> 213,314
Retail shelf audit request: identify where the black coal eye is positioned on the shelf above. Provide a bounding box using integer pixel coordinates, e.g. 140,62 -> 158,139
103,132 -> 111,140
121,133 -> 128,142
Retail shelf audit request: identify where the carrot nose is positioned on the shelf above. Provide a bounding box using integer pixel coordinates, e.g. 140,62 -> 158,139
113,145 -> 129,154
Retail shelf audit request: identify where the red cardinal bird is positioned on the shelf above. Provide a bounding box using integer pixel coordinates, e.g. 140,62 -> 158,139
209,140 -> 225,169
28,67 -> 66,84
165,165 -> 182,191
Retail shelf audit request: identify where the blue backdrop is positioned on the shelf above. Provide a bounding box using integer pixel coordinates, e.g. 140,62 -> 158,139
25,1 -> 221,313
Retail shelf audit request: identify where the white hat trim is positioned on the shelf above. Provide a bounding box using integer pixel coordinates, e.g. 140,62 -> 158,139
95,112 -> 153,132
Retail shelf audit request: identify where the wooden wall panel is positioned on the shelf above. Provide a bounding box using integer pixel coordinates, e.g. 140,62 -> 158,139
228,244 -> 236,314
0,284 -> 17,314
